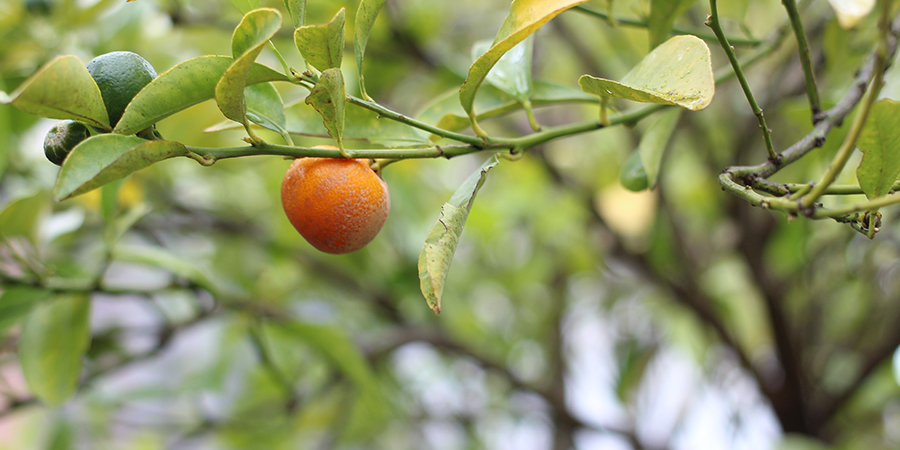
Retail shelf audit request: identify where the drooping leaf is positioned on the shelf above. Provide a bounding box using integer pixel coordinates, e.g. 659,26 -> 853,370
418,81 -> 598,137
354,0 -> 388,100
0,55 -> 109,130
115,56 -> 288,135
856,99 -> 900,200
648,0 -> 695,49
294,8 -> 345,72
638,108 -> 682,189
0,191 -> 51,243
419,155 -> 500,314
826,0 -> 875,29
54,134 -> 188,201
245,82 -> 287,135
579,35 -> 714,111
19,293 -> 91,405
0,286 -> 53,334
305,68 -> 346,149
459,0 -> 589,136
283,0 -> 307,28
216,8 -> 284,124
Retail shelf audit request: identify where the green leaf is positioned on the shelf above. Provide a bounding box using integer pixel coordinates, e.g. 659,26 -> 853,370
459,0 -> 589,136
419,155 -> 500,314
856,99 -> 900,200
0,55 -> 110,130
418,81 -> 598,137
54,134 -> 188,201
19,293 -> 91,405
579,35 -> 714,111
648,0 -> 695,49
0,286 -> 53,334
354,0 -> 388,100
478,35 -> 534,103
620,151 -> 649,192
245,82 -> 287,134
305,68 -> 346,149
283,0 -> 307,28
638,108 -> 681,189
294,8 -> 345,72
0,191 -> 51,243
615,340 -> 656,402
216,8 -> 284,125
826,0 -> 875,29
112,245 -> 220,295
115,56 -> 288,135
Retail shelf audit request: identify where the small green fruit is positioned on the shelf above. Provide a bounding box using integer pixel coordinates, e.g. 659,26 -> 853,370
620,151 -> 649,192
43,121 -> 91,166
86,51 -> 157,128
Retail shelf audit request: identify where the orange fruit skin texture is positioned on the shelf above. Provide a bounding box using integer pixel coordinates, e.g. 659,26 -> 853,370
281,157 -> 390,254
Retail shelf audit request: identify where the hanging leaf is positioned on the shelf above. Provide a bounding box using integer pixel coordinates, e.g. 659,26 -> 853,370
54,134 -> 187,201
0,191 -> 51,243
216,8 -> 284,125
856,99 -> 900,200
478,35 -> 534,103
826,0 -> 875,29
245,82 -> 288,135
294,7 -> 345,72
638,108 -> 682,189
620,151 -> 649,192
459,0 -> 589,136
354,0 -> 388,100
0,55 -> 109,130
305,68 -> 346,149
419,155 -> 500,314
115,56 -> 288,135
19,293 -> 92,405
579,35 -> 714,111
648,0 -> 695,49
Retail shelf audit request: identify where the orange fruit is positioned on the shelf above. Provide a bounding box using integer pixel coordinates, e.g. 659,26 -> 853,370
281,151 -> 390,254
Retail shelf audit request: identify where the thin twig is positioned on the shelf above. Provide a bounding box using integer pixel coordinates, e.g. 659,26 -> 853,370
781,0 -> 822,119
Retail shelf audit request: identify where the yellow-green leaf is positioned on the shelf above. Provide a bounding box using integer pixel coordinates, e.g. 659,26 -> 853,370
579,35 -> 714,111
304,68 -> 346,149
459,0 -> 589,136
216,8 -> 283,124
0,55 -> 110,130
648,0 -> 695,49
294,7 -> 345,72
418,155 -> 499,314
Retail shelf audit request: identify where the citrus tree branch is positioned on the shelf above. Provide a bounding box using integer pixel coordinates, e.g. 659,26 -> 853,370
781,0 -> 821,119
572,5 -> 763,46
707,0 -> 778,161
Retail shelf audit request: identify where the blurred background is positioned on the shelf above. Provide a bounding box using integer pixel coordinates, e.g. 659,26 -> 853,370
2,0 -> 900,449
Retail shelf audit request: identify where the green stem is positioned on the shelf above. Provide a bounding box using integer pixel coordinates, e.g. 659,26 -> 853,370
573,5 -> 763,46
781,0 -> 822,119
186,143 -> 490,161
345,95 -> 486,147
505,104 -> 667,150
708,0 -> 778,161
267,41 -> 294,80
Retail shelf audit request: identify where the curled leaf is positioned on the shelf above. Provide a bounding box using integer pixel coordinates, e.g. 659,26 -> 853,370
294,7 -> 345,72
418,155 -> 500,314
305,68 -> 346,149
579,35 -> 714,111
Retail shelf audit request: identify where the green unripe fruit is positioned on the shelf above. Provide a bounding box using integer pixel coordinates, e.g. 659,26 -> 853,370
620,151 -> 649,192
43,121 -> 91,166
86,51 -> 157,128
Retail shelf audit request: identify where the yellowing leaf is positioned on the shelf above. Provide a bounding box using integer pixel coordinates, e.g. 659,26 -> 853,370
826,0 -> 875,29
294,7 -> 345,72
459,0 -> 589,136
305,68 -> 346,149
579,35 -> 714,111
419,155 -> 499,314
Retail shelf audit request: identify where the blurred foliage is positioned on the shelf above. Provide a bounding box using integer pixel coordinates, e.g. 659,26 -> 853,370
2,0 -> 900,450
